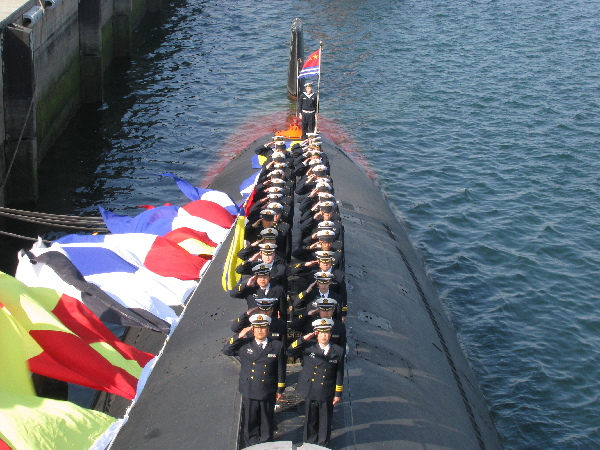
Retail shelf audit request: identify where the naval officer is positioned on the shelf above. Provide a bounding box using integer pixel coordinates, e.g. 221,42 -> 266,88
291,271 -> 346,321
235,243 -> 286,285
223,314 -> 286,446
230,263 -> 287,320
231,298 -> 287,345
290,297 -> 346,350
287,318 -> 344,446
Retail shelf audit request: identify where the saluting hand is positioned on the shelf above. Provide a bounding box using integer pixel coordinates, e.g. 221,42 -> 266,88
247,275 -> 258,286
306,280 -> 317,292
246,306 -> 258,316
333,397 -> 341,406
308,308 -> 319,316
302,331 -> 316,341
239,326 -> 253,338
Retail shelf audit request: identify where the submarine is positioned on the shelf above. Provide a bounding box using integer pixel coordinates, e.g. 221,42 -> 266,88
95,21 -> 502,450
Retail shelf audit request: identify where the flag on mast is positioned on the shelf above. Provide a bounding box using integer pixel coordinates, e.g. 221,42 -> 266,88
297,49 -> 320,79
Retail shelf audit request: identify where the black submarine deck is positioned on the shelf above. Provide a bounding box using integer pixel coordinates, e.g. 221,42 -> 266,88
102,135 -> 502,449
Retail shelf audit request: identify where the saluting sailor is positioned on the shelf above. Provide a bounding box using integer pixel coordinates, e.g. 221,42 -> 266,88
230,263 -> 286,320
231,297 -> 287,345
223,314 -> 286,447
287,317 -> 344,446
290,297 -> 346,350
298,82 -> 318,139
235,243 -> 286,285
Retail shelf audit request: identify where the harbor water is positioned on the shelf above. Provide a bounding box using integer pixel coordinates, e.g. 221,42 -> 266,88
7,0 -> 600,448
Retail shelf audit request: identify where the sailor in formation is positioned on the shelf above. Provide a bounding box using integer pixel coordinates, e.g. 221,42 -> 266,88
223,314 -> 286,446
225,130 -> 349,445
230,264 -> 286,320
290,297 -> 346,350
287,318 -> 345,446
231,298 -> 287,346
235,243 -> 286,286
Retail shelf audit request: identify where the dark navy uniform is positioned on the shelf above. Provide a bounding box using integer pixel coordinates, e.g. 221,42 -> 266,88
292,242 -> 344,268
292,288 -> 346,320
298,88 -> 318,138
223,330 -> 286,446
288,264 -> 347,301
235,259 -> 286,285
230,281 -> 286,319
237,228 -> 281,261
287,328 -> 344,446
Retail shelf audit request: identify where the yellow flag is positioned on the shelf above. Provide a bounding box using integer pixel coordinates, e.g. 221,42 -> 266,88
222,216 -> 246,291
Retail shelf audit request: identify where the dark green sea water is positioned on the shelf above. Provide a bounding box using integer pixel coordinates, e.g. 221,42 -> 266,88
10,0 -> 600,448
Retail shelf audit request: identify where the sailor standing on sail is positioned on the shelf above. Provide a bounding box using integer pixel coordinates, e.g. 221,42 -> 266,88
298,82 -> 318,139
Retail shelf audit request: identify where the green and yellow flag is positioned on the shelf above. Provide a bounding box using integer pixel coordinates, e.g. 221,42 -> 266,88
0,305 -> 116,450
0,272 -> 154,400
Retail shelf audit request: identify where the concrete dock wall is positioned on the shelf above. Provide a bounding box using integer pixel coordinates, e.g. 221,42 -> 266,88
0,0 -> 166,206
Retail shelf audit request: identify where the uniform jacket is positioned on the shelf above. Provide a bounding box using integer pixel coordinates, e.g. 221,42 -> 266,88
292,243 -> 344,270
235,258 -> 287,284
287,338 -> 344,401
223,336 -> 286,400
230,282 -> 287,319
297,91 -> 318,113
288,265 -> 347,301
244,221 -> 290,251
291,289 -> 346,320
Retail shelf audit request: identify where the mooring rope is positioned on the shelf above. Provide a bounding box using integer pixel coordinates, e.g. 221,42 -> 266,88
0,229 -> 52,244
0,206 -> 105,223
0,210 -> 108,231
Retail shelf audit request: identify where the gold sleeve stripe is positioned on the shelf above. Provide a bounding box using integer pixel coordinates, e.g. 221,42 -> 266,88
229,337 -> 234,344
342,307 -> 348,311
278,383 -> 286,387
291,340 -> 299,348
335,385 -> 343,392
299,292 -> 305,300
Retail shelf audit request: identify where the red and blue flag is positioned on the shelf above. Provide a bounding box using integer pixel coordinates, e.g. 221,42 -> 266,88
297,49 -> 320,79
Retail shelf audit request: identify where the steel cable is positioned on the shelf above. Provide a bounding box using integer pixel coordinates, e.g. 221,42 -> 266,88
0,206 -> 105,223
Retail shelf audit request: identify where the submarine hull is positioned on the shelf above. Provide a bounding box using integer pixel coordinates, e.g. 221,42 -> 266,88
106,135 -> 502,449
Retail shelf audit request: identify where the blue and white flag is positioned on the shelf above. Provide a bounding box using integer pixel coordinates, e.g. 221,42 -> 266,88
239,170 -> 261,199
